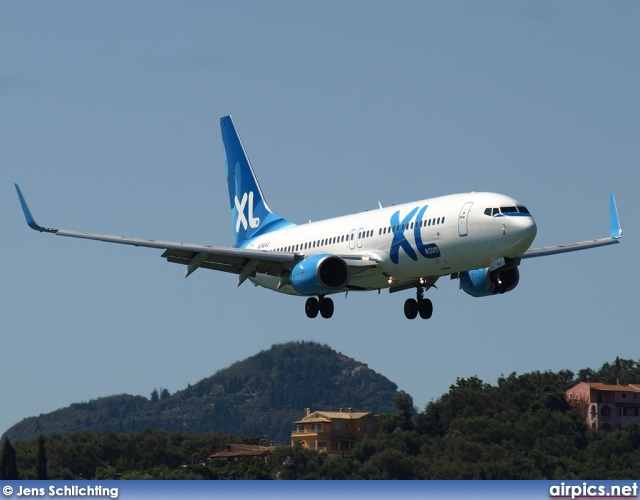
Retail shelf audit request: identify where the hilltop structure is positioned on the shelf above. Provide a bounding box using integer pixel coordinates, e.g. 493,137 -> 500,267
566,382 -> 640,431
290,408 -> 378,457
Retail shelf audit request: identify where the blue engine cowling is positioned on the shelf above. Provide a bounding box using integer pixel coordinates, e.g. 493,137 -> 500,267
459,266 -> 520,297
290,254 -> 350,296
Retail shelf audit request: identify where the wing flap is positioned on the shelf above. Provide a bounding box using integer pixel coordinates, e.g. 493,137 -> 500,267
162,248 -> 290,278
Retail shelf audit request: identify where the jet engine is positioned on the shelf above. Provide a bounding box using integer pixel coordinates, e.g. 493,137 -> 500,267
290,254 -> 350,296
459,266 -> 520,297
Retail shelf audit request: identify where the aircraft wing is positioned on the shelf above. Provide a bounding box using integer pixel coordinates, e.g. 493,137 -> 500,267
522,194 -> 622,259
15,184 -> 378,286
16,184 -> 305,283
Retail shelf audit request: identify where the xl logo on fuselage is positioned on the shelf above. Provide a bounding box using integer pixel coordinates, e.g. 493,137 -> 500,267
235,191 -> 260,232
389,205 -> 441,264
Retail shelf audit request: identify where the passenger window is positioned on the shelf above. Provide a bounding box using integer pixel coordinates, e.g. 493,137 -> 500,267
442,217 -> 445,224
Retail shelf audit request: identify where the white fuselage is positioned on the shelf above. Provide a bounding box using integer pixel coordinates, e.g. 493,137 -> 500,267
241,192 -> 537,295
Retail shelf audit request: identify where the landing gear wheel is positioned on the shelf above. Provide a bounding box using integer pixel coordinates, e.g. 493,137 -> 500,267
418,298 -> 433,319
320,297 -> 334,319
404,298 -> 418,319
305,297 -> 319,318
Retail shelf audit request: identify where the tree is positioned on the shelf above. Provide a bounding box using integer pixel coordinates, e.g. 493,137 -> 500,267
150,389 -> 159,403
36,435 -> 47,480
1,438 -> 19,480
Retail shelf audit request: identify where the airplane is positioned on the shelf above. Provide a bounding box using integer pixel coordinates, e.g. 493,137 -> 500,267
15,115 -> 622,320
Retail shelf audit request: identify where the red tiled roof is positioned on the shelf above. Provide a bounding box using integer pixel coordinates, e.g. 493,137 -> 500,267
580,382 -> 640,393
208,444 -> 275,460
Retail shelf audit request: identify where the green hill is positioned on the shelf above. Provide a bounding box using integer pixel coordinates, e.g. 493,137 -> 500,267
3,341 -> 408,444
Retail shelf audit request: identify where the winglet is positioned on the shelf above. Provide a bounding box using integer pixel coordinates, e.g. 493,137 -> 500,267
609,194 -> 622,239
15,184 -> 58,233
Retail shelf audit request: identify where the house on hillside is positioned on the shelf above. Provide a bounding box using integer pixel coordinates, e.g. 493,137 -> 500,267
566,382 -> 640,431
208,444 -> 276,462
290,407 -> 379,457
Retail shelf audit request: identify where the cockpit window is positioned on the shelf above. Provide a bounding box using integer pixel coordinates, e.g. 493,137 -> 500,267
485,205 -> 531,216
485,207 -> 501,216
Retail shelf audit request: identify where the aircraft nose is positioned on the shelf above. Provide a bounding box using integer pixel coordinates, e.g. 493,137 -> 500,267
511,215 -> 537,250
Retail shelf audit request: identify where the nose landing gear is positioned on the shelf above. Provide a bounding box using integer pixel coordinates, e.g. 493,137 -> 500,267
404,287 -> 433,320
305,295 -> 334,319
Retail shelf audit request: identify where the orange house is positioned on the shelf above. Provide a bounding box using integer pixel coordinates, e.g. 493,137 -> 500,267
290,408 -> 379,457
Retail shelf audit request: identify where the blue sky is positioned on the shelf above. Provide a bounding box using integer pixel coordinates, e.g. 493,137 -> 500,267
1,1 -> 638,437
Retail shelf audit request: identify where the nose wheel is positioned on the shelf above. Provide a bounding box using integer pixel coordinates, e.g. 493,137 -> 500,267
305,296 -> 334,319
404,288 -> 433,320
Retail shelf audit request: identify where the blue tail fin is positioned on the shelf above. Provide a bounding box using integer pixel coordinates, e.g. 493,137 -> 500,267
220,116 -> 294,247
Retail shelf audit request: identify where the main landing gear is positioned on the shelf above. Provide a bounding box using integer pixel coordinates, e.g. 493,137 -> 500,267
305,295 -> 334,319
404,287 -> 433,320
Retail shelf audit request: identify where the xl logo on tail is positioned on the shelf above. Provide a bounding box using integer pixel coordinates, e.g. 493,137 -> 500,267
235,191 -> 260,232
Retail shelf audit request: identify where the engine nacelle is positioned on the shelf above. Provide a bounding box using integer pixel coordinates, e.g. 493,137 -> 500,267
290,254 -> 350,296
459,266 -> 520,298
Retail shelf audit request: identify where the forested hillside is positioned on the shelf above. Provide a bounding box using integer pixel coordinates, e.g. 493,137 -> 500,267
3,342 -> 407,444
6,358 -> 640,480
